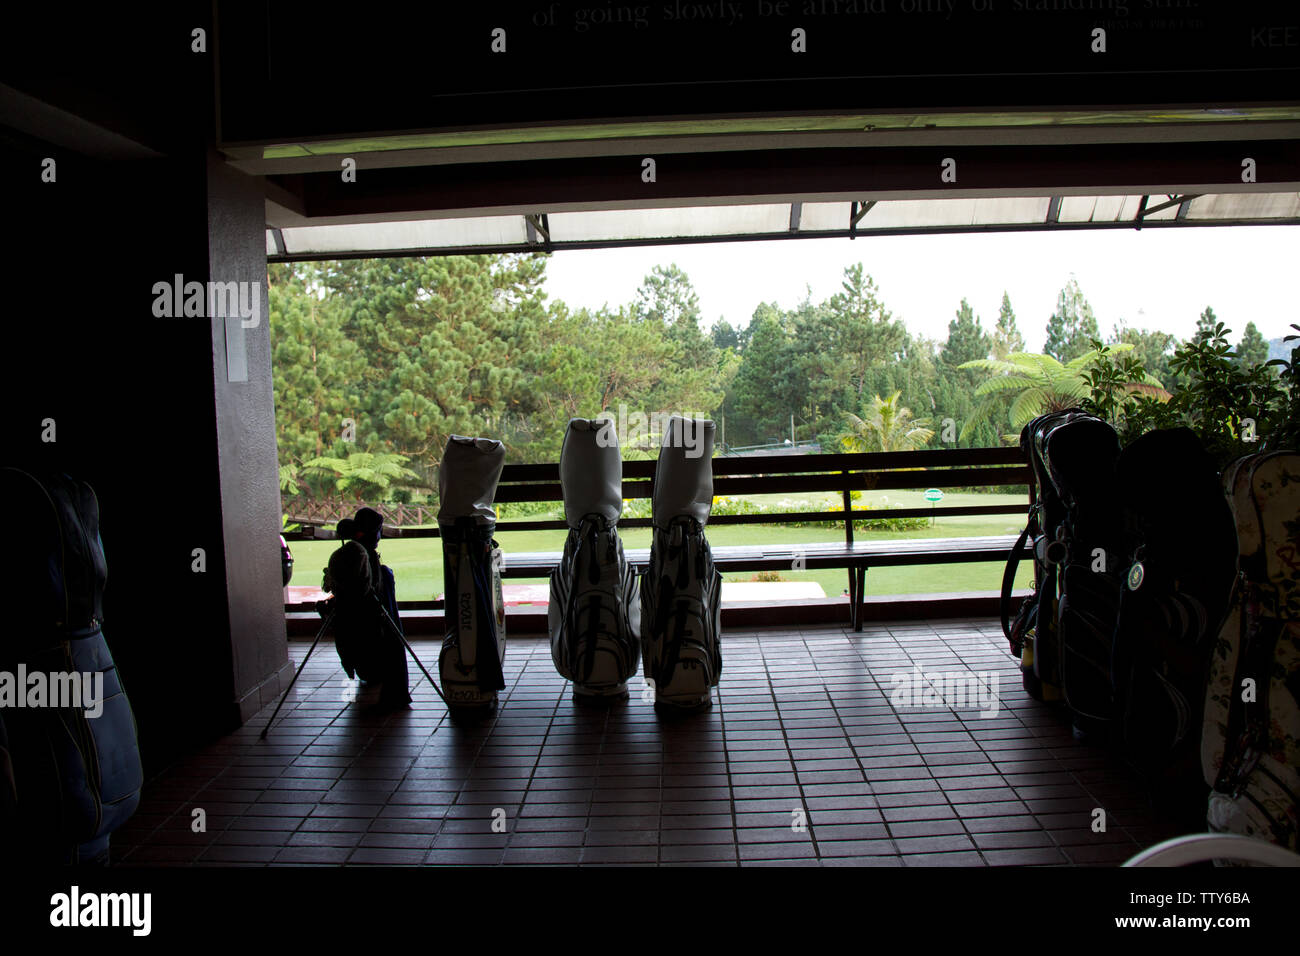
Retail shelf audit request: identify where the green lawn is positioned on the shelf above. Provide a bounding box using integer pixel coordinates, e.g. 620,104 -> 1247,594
289,490 -> 1033,601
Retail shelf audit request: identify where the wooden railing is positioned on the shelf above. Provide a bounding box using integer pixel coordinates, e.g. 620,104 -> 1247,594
284,497 -> 432,528
282,446 -> 1032,545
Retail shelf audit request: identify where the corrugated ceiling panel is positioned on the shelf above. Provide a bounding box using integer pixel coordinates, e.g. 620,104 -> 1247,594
281,216 -> 528,253
548,205 -> 790,242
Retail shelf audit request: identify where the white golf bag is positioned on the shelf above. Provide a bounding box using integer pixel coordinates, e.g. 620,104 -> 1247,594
549,418 -> 642,701
641,416 -> 723,712
437,436 -> 508,713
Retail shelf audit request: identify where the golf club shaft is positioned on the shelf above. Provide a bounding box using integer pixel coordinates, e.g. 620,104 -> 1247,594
260,610 -> 334,739
379,606 -> 450,706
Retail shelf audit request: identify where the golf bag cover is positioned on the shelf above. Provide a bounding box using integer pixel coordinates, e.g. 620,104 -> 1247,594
549,419 -> 642,699
1202,451 -> 1300,852
437,436 -> 508,710
0,468 -> 143,865
641,417 -> 723,711
1112,429 -> 1236,822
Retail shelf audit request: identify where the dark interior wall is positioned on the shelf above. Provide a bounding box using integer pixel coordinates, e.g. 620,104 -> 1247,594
205,150 -> 294,723
1,4 -> 291,774
3,147 -> 236,773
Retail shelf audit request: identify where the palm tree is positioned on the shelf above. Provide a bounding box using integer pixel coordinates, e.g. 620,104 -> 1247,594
841,391 -> 935,453
301,451 -> 421,501
959,345 -> 1165,442
278,463 -> 301,496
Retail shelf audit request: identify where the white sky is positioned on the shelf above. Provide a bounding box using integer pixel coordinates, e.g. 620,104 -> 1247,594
542,225 -> 1300,351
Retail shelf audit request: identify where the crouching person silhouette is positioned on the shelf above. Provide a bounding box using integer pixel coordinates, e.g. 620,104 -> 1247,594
320,508 -> 412,712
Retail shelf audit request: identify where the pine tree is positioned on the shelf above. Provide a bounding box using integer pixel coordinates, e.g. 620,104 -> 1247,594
941,297 -> 992,370
1236,320 -> 1270,368
1043,276 -> 1101,362
323,254 -> 548,481
710,318 -> 739,351
268,262 -> 369,472
800,264 -> 906,411
992,291 -> 1024,359
633,264 -> 732,414
729,307 -> 800,444
634,263 -> 703,343
1194,306 -> 1219,343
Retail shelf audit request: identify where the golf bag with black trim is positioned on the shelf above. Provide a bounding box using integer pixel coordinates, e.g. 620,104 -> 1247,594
641,417 -> 723,713
549,419 -> 642,701
0,468 -> 143,864
1202,451 -> 1300,852
437,436 -> 508,712
1111,428 -> 1236,823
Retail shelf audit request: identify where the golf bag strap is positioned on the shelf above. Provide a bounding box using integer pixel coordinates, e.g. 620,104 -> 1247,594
1002,524 -> 1033,643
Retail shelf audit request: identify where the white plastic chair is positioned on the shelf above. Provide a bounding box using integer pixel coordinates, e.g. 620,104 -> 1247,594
1123,833 -> 1300,867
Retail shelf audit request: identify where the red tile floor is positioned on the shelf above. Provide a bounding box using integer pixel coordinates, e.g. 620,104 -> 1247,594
113,620 -> 1186,866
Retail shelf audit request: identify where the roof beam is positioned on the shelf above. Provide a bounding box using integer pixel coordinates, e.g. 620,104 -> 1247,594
849,200 -> 876,239
525,213 -> 551,250
1143,193 -> 1202,217
272,140 -> 1300,222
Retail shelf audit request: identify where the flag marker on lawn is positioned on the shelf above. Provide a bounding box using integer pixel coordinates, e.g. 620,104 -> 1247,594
924,488 -> 943,526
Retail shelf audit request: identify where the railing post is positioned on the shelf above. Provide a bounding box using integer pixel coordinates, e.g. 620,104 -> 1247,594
841,471 -> 853,546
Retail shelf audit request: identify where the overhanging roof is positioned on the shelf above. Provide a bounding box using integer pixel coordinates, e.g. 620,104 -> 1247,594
266,191 -> 1300,261
254,105 -> 1300,262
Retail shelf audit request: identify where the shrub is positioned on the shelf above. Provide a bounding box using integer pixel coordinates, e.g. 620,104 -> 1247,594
1081,329 -> 1292,465
709,495 -> 929,531
495,499 -> 562,520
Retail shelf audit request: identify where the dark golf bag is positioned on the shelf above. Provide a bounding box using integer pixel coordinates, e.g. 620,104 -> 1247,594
549,419 -> 642,701
321,539 -> 410,706
437,436 -> 508,712
1003,411 -> 1085,702
0,714 -> 17,834
0,468 -> 143,864
641,417 -> 723,713
1202,451 -> 1300,851
1112,428 -> 1236,821
1003,410 -> 1081,702
1002,410 -> 1125,734
1044,413 -> 1126,736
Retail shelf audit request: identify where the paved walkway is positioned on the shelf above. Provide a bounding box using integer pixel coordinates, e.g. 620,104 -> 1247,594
113,620 -> 1184,866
